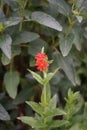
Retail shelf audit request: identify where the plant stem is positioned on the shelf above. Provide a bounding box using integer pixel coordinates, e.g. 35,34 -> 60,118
10,58 -> 14,73
44,85 -> 47,105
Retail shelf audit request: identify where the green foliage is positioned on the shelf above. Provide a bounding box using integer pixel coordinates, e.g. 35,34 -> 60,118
4,71 -> 20,99
0,0 -> 87,129
31,11 -> 63,31
0,104 -> 10,120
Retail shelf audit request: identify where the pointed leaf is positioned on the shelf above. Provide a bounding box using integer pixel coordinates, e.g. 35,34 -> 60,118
4,17 -> 22,28
14,87 -> 35,105
72,27 -> 83,51
4,71 -> 20,99
28,38 -> 48,56
0,34 -> 12,59
18,116 -> 47,128
49,120 -> 69,128
43,68 -> 59,85
59,33 -> 74,57
28,69 -> 43,85
49,94 -> 58,109
76,0 -> 84,8
26,101 -> 44,116
32,11 -> 62,31
45,108 -> 66,118
76,16 -> 83,23
0,104 -> 10,121
52,52 -> 77,85
13,31 -> 39,45
47,0 -> 71,16
1,53 -> 11,65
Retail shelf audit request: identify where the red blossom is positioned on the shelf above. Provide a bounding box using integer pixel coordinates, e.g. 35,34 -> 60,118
35,52 -> 49,71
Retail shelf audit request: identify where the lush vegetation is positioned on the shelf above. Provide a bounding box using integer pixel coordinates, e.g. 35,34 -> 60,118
0,0 -> 87,130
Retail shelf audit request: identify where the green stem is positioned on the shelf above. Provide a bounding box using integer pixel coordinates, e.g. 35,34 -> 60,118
19,21 -> 23,32
10,58 -> 14,73
43,71 -> 47,105
44,85 -> 47,105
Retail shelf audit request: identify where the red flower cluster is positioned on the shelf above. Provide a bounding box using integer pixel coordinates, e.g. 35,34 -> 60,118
35,52 -> 49,71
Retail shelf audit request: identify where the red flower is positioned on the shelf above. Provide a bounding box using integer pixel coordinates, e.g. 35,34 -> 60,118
35,52 -> 49,71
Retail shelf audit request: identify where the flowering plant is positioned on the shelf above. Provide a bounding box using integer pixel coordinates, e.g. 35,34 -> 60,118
35,52 -> 49,71
18,48 -> 83,130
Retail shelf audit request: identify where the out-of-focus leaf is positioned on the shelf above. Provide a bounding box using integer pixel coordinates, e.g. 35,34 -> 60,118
59,33 -> 74,57
1,53 -> 11,65
76,0 -> 84,8
11,45 -> 21,57
72,27 -> 83,51
4,71 -> 20,99
52,52 -> 77,85
4,17 -> 22,28
47,0 -> 71,16
28,38 -> 48,56
13,78 -> 35,105
0,93 -> 5,100
69,124 -> 80,130
0,8 -> 5,21
13,31 -> 39,45
14,87 -> 35,105
76,16 -> 83,23
0,104 -> 10,120
32,11 -> 62,31
0,34 -> 12,59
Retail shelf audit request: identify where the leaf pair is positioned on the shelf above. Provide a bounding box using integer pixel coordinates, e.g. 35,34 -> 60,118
28,68 -> 59,85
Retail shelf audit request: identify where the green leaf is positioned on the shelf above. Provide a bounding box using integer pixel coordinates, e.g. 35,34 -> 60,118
49,120 -> 69,128
76,16 -> 83,23
52,52 -> 76,85
47,0 -> 71,16
11,45 -> 21,57
59,33 -> 74,57
28,69 -> 43,85
76,0 -> 84,8
49,94 -> 58,109
45,108 -> 66,118
31,11 -> 62,31
65,89 -> 84,117
80,13 -> 87,19
26,101 -> 44,116
13,31 -> 39,45
18,117 -> 47,128
72,27 -> 83,51
0,34 -> 12,59
43,68 -> 59,85
69,124 -> 80,130
4,71 -> 20,99
28,38 -> 48,56
84,103 -> 87,116
1,53 -> 11,65
14,87 -> 35,105
4,17 -> 22,28
0,104 -> 10,121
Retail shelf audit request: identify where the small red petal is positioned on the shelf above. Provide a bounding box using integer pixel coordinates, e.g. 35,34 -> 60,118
35,52 -> 49,71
